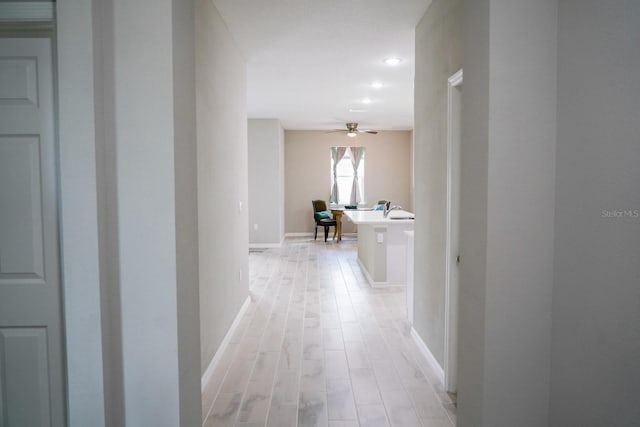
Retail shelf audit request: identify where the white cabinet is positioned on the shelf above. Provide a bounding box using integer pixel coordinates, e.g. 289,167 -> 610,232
344,210 -> 415,287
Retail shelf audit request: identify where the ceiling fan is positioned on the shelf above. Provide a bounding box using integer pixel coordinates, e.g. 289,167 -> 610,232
327,122 -> 378,137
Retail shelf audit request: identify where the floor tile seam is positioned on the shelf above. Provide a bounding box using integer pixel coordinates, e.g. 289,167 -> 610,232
442,404 -> 456,426
256,251 -> 283,298
345,317 -> 387,424
340,357 -> 364,426
371,309 -> 429,426
231,248 -> 288,426
297,241 -> 328,421
350,284 -> 428,424
332,255 -> 352,321
296,240 -> 319,424
203,251 -> 279,423
336,248 -> 361,302
376,294 -> 453,414
290,244 -> 306,291
326,246 -> 366,426
238,249 -> 292,426
257,245 -> 292,426
265,239 -> 306,426
283,240 -> 453,426
266,242 -> 448,422
202,316 -> 257,423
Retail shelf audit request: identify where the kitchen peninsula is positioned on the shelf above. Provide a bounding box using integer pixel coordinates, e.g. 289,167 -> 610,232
344,209 -> 415,286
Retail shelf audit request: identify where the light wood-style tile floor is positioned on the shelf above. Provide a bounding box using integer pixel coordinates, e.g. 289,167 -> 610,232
202,237 -> 456,427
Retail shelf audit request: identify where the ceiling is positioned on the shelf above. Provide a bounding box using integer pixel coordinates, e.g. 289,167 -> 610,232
211,0 -> 433,131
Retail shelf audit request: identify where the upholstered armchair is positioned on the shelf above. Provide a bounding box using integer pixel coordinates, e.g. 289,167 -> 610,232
311,200 -> 337,242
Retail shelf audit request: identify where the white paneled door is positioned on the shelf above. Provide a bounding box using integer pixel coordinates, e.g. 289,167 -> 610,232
0,38 -> 66,426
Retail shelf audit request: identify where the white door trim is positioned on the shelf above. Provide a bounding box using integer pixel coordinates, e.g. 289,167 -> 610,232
444,68 -> 463,393
56,2 -> 107,425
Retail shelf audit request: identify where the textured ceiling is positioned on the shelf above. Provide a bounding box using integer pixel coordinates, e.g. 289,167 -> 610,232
212,0 -> 432,130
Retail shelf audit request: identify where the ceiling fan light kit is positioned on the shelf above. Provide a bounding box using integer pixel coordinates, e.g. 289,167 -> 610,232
327,122 -> 378,137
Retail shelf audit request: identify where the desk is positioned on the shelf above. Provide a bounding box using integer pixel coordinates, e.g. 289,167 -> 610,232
330,209 -> 344,241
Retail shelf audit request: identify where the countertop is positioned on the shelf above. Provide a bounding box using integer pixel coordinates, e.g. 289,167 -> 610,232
344,209 -> 415,225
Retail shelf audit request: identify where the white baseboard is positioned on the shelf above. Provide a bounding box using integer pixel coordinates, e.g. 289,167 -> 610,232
249,235 -> 285,249
285,232 -> 313,237
357,258 -> 378,286
249,242 -> 281,249
410,327 -> 445,385
201,296 -> 251,391
284,232 -> 357,239
357,258 -> 405,288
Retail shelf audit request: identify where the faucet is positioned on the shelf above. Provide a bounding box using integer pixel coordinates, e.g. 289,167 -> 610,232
384,205 -> 402,218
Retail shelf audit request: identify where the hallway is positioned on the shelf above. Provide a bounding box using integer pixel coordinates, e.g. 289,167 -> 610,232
202,238 -> 456,427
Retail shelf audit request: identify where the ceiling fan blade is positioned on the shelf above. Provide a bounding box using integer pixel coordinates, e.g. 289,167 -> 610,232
326,123 -> 378,135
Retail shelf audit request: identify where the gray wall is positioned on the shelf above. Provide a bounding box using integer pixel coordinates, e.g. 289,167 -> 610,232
551,1 -> 640,425
413,0 -> 462,368
59,0 -> 248,424
91,0 -> 202,424
457,0 -> 640,425
195,0 -> 249,383
94,0 -> 124,424
58,0 -> 248,425
248,119 -> 285,246
113,1 -> 182,425
172,1 -> 202,426
457,0 -> 489,422
285,130 -> 413,234
459,0 -> 558,425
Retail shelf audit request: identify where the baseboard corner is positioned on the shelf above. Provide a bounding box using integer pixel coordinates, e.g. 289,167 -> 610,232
410,326 -> 445,385
201,295 -> 251,392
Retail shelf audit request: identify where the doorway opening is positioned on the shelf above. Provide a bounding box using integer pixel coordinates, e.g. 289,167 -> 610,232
444,68 -> 462,395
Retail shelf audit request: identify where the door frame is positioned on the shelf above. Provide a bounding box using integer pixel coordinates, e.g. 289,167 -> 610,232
55,1 -> 107,424
444,68 -> 463,393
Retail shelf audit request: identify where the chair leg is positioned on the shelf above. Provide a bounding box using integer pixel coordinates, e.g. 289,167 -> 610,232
324,226 -> 329,242
314,225 -> 318,240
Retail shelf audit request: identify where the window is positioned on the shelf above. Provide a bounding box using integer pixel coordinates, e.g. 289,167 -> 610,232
330,146 -> 365,205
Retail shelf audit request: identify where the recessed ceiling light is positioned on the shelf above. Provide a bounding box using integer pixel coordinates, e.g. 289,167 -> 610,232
384,57 -> 402,66
362,98 -> 372,104
371,81 -> 384,89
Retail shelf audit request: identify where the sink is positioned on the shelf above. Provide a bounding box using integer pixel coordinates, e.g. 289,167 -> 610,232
387,210 -> 415,220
